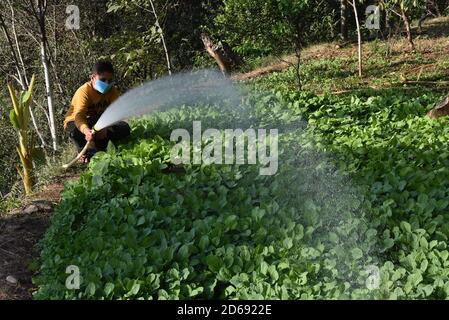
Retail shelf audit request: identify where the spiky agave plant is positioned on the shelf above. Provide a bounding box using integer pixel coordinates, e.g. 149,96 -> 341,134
7,75 -> 42,195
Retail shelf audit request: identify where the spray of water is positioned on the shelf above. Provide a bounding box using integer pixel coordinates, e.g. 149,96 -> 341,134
62,69 -> 243,169
94,69 -> 242,131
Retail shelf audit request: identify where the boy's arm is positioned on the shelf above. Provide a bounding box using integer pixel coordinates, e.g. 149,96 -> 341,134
72,88 -> 90,133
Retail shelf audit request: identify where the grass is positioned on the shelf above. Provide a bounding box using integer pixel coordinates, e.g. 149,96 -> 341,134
32,143 -> 82,189
243,17 -> 449,95
0,143 -> 82,216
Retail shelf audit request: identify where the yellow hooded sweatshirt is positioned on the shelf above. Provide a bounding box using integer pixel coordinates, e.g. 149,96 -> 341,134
64,81 -> 119,133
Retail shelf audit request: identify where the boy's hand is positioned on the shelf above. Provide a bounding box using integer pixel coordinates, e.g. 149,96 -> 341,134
83,128 -> 94,141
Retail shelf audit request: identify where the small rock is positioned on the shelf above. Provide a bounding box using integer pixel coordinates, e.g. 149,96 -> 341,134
23,204 -> 39,214
32,200 -> 53,212
9,208 -> 22,215
6,276 -> 18,285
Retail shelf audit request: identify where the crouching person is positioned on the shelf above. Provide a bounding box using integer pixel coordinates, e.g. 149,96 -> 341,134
64,60 -> 130,163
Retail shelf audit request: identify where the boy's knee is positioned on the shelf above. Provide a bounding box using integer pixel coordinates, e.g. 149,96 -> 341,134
116,122 -> 131,137
121,122 -> 131,137
109,122 -> 131,141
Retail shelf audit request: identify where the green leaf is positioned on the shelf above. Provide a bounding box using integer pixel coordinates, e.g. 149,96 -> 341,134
206,255 -> 221,273
329,232 -> 339,243
400,221 -> 412,233
419,237 -> 428,249
136,216 -> 145,226
162,247 -> 174,262
383,238 -> 394,250
366,228 -> 377,239
107,141 -> 117,154
129,283 -> 141,296
21,90 -> 32,106
9,110 -> 20,129
177,244 -> 190,260
107,4 -> 123,13
268,265 -> 279,281
86,282 -> 96,296
198,235 -> 209,251
260,261 -> 268,275
104,283 -> 115,296
440,251 -> 449,261
408,272 -> 423,287
351,248 -> 363,260
282,237 -> 293,249
421,284 -> 434,297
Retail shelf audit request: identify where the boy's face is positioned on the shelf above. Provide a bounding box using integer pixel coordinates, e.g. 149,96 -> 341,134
91,72 -> 114,85
91,71 -> 114,94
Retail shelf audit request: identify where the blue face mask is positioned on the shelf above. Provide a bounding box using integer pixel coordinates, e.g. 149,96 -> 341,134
94,79 -> 112,94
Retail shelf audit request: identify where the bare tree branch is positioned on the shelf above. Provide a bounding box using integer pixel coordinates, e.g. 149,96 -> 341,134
0,11 -> 26,89
134,1 -> 173,75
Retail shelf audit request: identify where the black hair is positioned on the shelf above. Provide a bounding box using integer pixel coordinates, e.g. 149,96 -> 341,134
92,60 -> 114,74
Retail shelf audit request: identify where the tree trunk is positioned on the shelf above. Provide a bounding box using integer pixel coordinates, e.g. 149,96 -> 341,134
201,33 -> 231,77
293,31 -> 303,89
26,0 -> 57,150
401,7 -> 415,51
352,0 -> 362,77
34,3 -> 57,150
40,38 -> 57,150
294,50 -> 302,90
340,0 -> 348,41
148,0 -> 172,75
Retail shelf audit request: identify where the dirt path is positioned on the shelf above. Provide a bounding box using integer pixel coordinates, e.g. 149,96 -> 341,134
0,173 -> 79,300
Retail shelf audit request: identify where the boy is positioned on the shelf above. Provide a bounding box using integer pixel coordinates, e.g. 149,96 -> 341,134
64,61 -> 130,163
